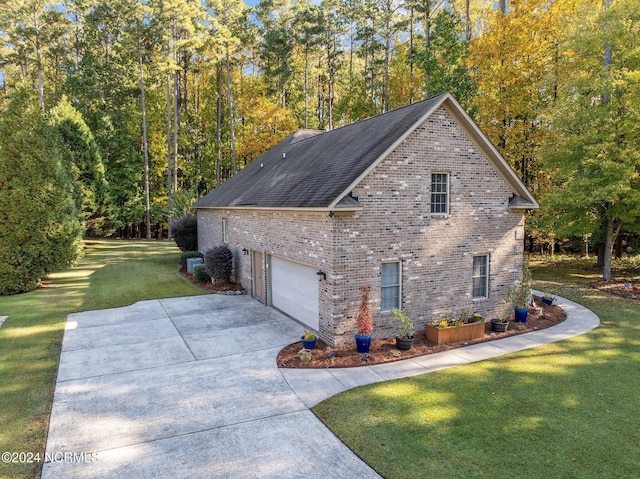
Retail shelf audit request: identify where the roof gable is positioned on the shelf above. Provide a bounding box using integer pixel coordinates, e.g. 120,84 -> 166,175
194,93 -> 538,211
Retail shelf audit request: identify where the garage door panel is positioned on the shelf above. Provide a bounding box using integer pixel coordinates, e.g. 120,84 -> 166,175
271,257 -> 319,330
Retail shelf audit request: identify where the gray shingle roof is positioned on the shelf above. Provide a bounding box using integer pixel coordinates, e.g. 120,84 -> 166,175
194,93 -> 449,210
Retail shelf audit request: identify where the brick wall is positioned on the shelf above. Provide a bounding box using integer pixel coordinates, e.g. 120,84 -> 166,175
197,106 -> 527,348
330,106 -> 524,346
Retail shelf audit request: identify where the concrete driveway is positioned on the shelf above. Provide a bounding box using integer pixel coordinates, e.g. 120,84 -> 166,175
43,293 -> 600,478
42,295 -> 382,479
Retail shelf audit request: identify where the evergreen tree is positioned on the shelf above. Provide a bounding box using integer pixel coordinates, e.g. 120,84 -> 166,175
420,10 -> 475,109
48,97 -> 112,236
0,85 -> 83,295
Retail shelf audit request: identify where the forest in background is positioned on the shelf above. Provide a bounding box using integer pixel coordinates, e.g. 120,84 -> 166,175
0,0 -> 639,293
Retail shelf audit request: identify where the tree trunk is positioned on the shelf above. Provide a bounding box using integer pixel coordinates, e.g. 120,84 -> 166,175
216,61 -> 223,187
304,45 -> 309,129
602,217 -> 622,280
465,0 -> 471,41
383,29 -> 390,113
33,9 -> 45,109
424,1 -> 431,89
327,38 -> 334,130
173,68 -> 179,193
166,73 -> 173,239
226,46 -> 236,176
137,35 -> 152,241
409,7 -> 414,104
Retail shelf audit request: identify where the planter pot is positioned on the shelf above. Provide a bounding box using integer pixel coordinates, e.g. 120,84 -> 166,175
395,335 -> 415,351
542,297 -> 554,306
355,334 -> 372,354
491,318 -> 509,333
514,307 -> 529,323
301,337 -> 316,350
426,321 -> 485,345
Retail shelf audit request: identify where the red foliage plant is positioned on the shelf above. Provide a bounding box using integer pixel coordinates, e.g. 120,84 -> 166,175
355,286 -> 373,336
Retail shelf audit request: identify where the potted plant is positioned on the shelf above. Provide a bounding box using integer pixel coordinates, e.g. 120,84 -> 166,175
426,311 -> 485,345
490,318 -> 509,332
505,262 -> 532,323
541,292 -> 556,306
354,286 -> 373,354
392,308 -> 415,350
301,330 -> 317,350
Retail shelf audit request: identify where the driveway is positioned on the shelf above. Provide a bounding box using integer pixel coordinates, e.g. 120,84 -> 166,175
43,293 -> 599,478
42,295 -> 382,478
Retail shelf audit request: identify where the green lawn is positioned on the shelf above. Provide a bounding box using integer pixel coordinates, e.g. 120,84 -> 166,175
313,257 -> 640,479
0,240 -> 206,479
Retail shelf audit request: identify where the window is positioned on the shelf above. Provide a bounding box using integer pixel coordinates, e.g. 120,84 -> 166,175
472,255 -> 489,298
222,219 -> 228,243
431,173 -> 449,214
381,262 -> 401,311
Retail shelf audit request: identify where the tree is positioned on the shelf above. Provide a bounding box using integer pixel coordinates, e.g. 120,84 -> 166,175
541,0 -> 640,279
293,0 -> 323,128
419,9 -> 475,109
469,0 -> 567,189
0,0 -> 67,109
255,0 -> 297,110
48,96 -> 112,236
0,86 -> 83,294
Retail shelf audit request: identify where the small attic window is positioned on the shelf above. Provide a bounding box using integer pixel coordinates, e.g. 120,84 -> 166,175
431,173 -> 449,214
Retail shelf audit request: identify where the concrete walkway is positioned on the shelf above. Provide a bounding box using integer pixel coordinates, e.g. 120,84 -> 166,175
42,292 -> 599,478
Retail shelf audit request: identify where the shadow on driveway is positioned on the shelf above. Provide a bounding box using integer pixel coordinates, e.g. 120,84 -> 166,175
43,295 -> 382,479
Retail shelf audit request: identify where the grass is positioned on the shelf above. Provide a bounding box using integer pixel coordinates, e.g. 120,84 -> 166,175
313,256 -> 640,479
0,240 -> 206,479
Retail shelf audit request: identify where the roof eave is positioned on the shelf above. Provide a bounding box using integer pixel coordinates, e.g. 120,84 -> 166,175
194,205 -> 362,215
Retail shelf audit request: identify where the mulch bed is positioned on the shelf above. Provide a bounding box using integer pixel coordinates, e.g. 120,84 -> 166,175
277,296 -> 567,369
179,266 -> 246,294
590,279 -> 640,301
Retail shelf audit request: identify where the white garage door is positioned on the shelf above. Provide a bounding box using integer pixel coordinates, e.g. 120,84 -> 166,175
271,256 -> 319,330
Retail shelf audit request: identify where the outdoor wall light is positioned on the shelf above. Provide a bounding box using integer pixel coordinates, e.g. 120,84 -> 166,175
316,270 -> 327,281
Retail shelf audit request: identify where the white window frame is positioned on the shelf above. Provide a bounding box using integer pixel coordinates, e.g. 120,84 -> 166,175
381,261 -> 401,311
431,172 -> 449,215
222,219 -> 229,243
472,254 -> 489,299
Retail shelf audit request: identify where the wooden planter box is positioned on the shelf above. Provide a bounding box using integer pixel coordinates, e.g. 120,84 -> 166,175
426,321 -> 485,345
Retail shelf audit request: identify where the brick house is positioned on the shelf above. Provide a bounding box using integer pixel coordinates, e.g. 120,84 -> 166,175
194,93 -> 538,347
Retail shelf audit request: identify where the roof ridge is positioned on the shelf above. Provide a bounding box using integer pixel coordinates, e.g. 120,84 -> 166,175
284,93 -> 449,146
339,93 -> 448,128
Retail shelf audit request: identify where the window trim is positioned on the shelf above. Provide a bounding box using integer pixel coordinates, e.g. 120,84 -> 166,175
430,172 -> 450,215
472,254 -> 489,299
381,261 -> 402,312
222,219 -> 229,243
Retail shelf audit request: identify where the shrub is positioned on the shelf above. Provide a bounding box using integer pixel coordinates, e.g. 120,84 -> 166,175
180,251 -> 203,268
0,85 -> 84,295
171,214 -> 198,252
204,245 -> 233,284
193,264 -> 210,283
355,286 -> 373,336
